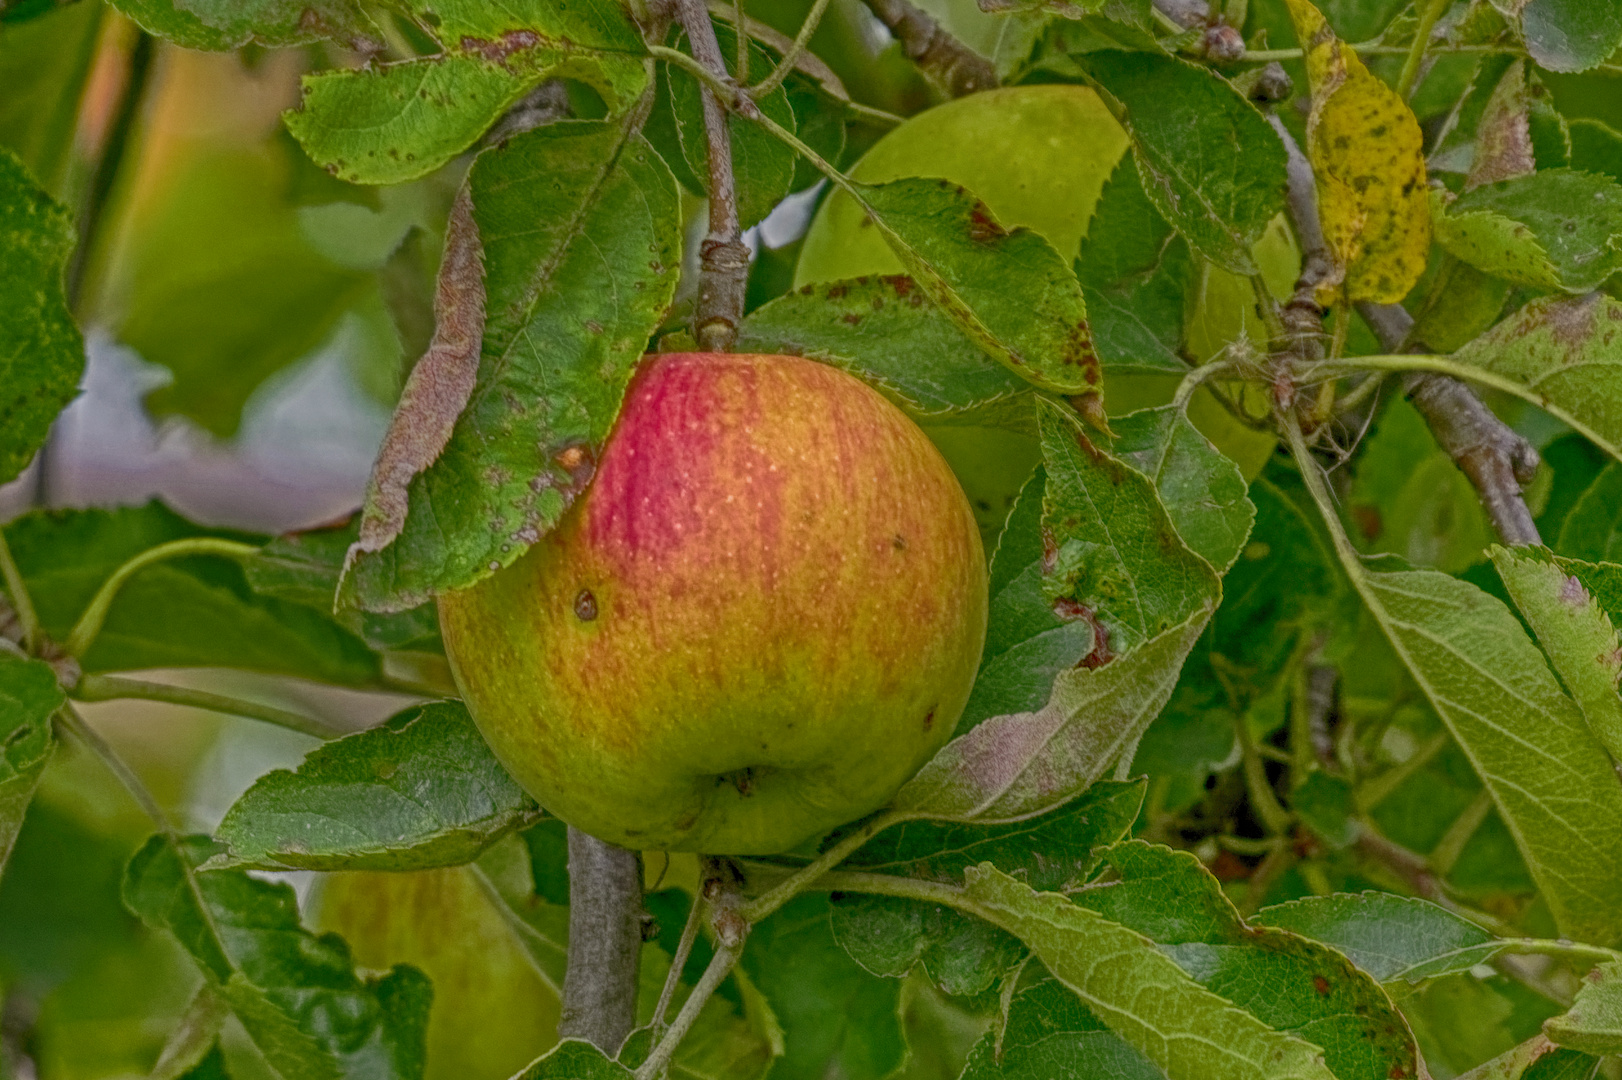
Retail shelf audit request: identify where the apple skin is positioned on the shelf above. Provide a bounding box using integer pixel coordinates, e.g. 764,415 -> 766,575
438,352 -> 988,854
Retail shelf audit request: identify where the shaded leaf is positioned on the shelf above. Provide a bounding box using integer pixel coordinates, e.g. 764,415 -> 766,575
109,0 -> 374,49
285,0 -> 648,185
514,1039 -> 634,1079
1074,152 -> 1194,373
1076,51 -> 1287,276
1254,892 -> 1505,982
1519,0 -> 1622,74
1112,404 -> 1255,573
1285,0 -> 1430,303
958,972 -> 1160,1080
4,503 -> 382,685
1545,962 -> 1622,1053
1454,1036 -> 1599,1080
1452,293 -> 1622,464
1074,843 -> 1421,1080
0,652 -> 58,880
962,864 -> 1335,1080
735,276 -> 1023,415
1465,60 -> 1537,189
829,781 -> 1144,995
0,144 -> 80,485
123,834 -> 431,1080
213,701 -> 540,871
343,120 -> 680,611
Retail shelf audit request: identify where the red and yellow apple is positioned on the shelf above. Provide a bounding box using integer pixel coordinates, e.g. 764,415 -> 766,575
438,352 -> 988,854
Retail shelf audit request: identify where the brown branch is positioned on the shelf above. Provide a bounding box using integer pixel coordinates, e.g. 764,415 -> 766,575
675,0 -> 751,352
1267,116 -> 1542,546
559,828 -> 645,1054
859,0 -> 997,99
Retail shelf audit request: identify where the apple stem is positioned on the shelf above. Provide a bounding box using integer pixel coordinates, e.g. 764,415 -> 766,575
649,890 -> 707,1041
673,0 -> 751,352
558,828 -> 645,1054
634,940 -> 744,1080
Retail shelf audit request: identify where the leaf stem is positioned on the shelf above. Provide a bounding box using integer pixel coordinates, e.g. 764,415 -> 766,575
1396,0 -> 1451,100
65,538 -> 260,658
73,673 -> 339,740
634,939 -> 743,1080
748,0 -> 833,98
1172,358 -> 1237,411
0,530 -> 41,655
737,808 -> 910,924
1236,715 -> 1294,837
651,891 -> 707,1044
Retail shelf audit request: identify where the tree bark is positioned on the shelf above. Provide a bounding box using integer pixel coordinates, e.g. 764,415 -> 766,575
559,828 -> 644,1054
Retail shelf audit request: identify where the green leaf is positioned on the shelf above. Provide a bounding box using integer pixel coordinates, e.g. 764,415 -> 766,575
958,971 -> 1160,1080
285,0 -> 648,185
514,1040 -> 634,1079
1452,293 -> 1622,465
735,276 -> 1025,415
213,701 -> 540,871
1545,962 -> 1622,1053
1037,397 -> 1221,655
344,120 -> 680,610
123,834 -> 431,1080
1112,405 -> 1255,573
4,503 -> 383,685
1438,171 -> 1622,292
0,144 -> 80,485
829,780 -> 1144,995
1571,119 -> 1622,181
1493,547 -> 1622,764
841,177 -> 1102,398
962,863 -> 1336,1080
1254,893 -> 1505,982
1076,51 -> 1288,276
0,652 -> 58,880
1519,0 -> 1622,74
665,23 -> 798,229
1452,1035 -> 1599,1080
1077,843 -> 1420,1080
740,894 -> 905,1080
1559,462 -> 1622,563
1353,566 -> 1622,944
1074,152 -> 1194,373
109,0 -> 374,49
245,518 -> 440,653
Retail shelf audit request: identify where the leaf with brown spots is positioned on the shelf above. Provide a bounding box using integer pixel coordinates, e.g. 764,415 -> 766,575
1546,961 -> 1622,1054
836,178 -> 1104,410
1452,293 -> 1622,463
1285,0 -> 1430,304
110,0 -> 376,50
1438,170 -> 1622,293
1467,60 -> 1538,189
285,0 -> 648,185
343,120 -> 680,611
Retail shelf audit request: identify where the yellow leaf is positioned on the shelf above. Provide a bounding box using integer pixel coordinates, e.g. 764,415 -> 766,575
1285,0 -> 1430,304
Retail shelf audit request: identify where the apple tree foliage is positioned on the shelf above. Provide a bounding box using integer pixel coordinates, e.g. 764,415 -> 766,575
6,0 -> 1622,1076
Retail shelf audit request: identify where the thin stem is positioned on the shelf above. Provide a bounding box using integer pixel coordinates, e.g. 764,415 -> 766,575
674,0 -> 751,353
738,808 -> 910,923
0,531 -> 41,655
467,863 -> 565,995
1428,789 -> 1492,878
1236,715 -> 1294,836
749,0 -> 833,98
65,538 -> 260,658
652,892 -> 707,1042
634,941 -> 743,1080
1356,731 -> 1450,812
1173,358 -> 1237,411
1396,0 -> 1451,100
1502,938 -> 1622,967
734,0 -> 749,79
73,673 -> 340,740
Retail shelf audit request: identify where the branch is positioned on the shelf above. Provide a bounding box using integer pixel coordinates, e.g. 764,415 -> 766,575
674,0 -> 752,352
73,674 -> 341,741
859,0 -> 996,99
559,828 -> 645,1055
1267,116 -> 1542,546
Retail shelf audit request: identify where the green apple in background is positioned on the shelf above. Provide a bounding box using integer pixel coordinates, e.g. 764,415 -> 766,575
439,352 -> 987,855
795,83 -> 1296,513
313,867 -> 560,1080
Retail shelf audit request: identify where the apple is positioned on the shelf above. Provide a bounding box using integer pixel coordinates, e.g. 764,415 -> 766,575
793,83 -> 1295,487
438,352 -> 988,855
312,867 -> 560,1080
